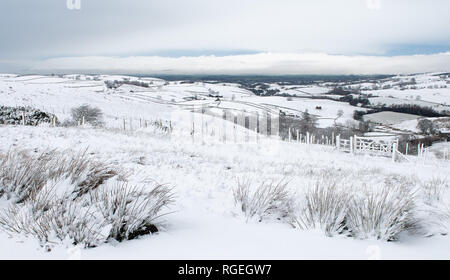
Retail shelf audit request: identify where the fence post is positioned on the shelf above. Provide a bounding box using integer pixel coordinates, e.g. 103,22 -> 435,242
296,129 -> 299,143
288,127 -> 291,142
201,116 -> 204,143
336,135 -> 340,150
350,137 -> 353,154
392,142 -> 398,162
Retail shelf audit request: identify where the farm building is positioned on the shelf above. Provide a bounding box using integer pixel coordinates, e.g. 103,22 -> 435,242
363,111 -> 421,126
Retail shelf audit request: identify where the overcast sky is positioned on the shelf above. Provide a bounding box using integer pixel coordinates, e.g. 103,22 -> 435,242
1,0 -> 450,74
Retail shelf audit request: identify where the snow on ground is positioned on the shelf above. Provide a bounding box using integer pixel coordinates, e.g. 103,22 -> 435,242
367,88 -> 450,106
0,75 -> 176,127
392,117 -> 450,135
427,142 -> 450,160
1,73 -> 450,259
1,125 -> 450,259
245,96 -> 361,127
392,119 -> 421,133
0,75 -> 362,130
363,111 -> 421,126
368,97 -> 449,113
359,72 -> 450,108
271,84 -> 331,97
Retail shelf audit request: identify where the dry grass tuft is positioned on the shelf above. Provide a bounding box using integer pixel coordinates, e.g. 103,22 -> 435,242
0,148 -> 175,248
233,179 -> 295,222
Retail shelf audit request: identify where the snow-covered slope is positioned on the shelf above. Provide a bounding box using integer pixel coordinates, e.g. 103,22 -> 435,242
0,75 -> 361,129
1,73 -> 450,259
360,72 -> 450,107
1,125 -> 450,259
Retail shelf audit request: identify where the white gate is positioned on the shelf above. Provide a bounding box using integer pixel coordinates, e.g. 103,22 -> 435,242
336,135 -> 399,161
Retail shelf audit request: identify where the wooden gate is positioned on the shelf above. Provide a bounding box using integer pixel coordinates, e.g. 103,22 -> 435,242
337,135 -> 398,160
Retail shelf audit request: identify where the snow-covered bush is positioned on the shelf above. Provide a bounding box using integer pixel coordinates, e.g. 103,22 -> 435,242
294,180 -> 351,236
0,149 -> 117,202
0,199 -> 108,248
420,177 -> 448,205
0,106 -> 57,126
93,183 -> 174,241
0,149 -> 50,201
0,148 -> 175,248
414,177 -> 450,236
346,179 -> 417,241
233,179 -> 295,222
293,177 -> 421,241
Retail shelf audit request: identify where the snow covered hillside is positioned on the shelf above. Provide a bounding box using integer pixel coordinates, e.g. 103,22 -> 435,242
1,125 -> 450,259
0,74 -> 361,129
1,74 -> 450,259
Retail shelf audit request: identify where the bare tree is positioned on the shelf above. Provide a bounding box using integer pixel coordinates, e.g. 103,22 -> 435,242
299,110 -> 318,133
71,104 -> 104,126
417,119 -> 436,135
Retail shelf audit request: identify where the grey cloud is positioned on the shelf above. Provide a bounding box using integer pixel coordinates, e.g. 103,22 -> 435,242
0,0 -> 450,73
24,52 -> 450,75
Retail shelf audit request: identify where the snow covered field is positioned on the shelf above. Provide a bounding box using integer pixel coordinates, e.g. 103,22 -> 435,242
1,74 -> 450,260
358,73 -> 450,112
0,75 -> 359,129
1,125 -> 450,259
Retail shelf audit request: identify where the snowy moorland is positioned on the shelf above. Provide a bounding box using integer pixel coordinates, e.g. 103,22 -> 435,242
1,73 -> 450,259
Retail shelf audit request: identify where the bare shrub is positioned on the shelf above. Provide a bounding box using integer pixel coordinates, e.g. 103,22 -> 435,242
294,180 -> 351,236
233,179 -> 294,222
346,180 -> 417,241
93,182 -> 175,241
71,104 -> 104,126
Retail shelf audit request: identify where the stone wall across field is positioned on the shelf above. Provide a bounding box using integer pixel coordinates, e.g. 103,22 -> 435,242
0,106 -> 57,126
